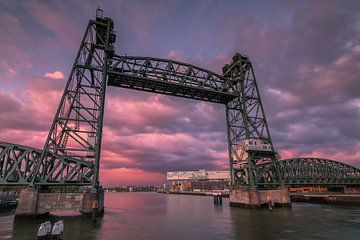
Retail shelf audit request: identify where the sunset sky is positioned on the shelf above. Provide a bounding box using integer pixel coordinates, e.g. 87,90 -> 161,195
0,0 -> 359,186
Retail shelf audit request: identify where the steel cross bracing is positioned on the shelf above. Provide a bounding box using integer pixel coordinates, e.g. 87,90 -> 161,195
0,142 -> 41,185
107,55 -> 237,104
223,54 -> 279,188
2,141 -> 360,187
0,141 -> 93,185
244,158 -> 360,187
30,10 -> 116,187
1,11 -> 360,188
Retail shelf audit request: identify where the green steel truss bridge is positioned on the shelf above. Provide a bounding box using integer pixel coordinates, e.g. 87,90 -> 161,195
1,10 -> 360,189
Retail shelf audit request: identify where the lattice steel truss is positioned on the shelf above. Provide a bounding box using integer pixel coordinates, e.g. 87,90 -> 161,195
108,55 -> 237,103
0,142 -> 41,185
223,54 -> 279,188
31,9 -> 116,187
252,158 -> 360,187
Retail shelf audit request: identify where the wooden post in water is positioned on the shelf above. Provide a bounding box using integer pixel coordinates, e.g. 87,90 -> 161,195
213,193 -> 223,205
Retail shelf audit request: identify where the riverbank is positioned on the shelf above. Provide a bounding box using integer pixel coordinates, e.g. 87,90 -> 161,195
158,190 -> 360,206
157,190 -> 229,197
290,192 -> 360,205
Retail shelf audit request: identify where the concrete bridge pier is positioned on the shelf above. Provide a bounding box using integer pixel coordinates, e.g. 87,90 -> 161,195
15,187 -> 104,219
230,186 -> 291,208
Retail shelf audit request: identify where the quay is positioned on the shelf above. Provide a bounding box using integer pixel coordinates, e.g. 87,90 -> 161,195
159,190 -> 360,206
158,190 -> 229,197
15,187 -> 104,219
290,192 -> 360,205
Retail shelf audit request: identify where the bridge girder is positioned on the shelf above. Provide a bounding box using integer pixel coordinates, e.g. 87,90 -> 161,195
234,157 -> 360,187
108,55 -> 237,104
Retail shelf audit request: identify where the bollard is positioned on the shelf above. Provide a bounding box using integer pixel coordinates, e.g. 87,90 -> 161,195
213,193 -> 222,205
45,221 -> 52,239
51,221 -> 64,240
58,220 -> 64,237
37,223 -> 47,240
213,193 -> 218,205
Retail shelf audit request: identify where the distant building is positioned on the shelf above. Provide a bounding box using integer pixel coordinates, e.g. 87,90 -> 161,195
167,169 -> 229,181
167,169 -> 230,192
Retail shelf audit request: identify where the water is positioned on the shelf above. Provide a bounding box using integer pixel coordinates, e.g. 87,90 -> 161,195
1,192 -> 360,240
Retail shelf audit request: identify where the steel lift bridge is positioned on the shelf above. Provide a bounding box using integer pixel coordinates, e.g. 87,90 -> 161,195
1,10 -> 360,201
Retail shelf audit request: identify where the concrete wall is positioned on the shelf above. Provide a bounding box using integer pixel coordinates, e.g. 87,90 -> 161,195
258,188 -> 291,206
344,187 -> 360,194
36,192 -> 85,215
230,187 -> 260,208
15,188 -> 104,218
230,186 -> 291,208
15,188 -> 38,216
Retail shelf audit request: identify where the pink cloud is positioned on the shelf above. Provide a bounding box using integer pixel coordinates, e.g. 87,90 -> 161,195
0,11 -> 28,44
167,49 -> 183,60
0,43 -> 32,75
43,71 -> 64,79
105,94 -> 183,132
100,168 -> 164,186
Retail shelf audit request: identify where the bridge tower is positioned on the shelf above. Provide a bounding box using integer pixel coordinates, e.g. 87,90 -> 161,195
15,9 -> 116,218
223,53 -> 290,207
31,9 -> 116,190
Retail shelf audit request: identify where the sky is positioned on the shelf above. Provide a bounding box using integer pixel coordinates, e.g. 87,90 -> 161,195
0,0 -> 359,186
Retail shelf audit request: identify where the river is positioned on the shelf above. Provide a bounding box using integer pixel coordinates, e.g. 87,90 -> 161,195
0,192 -> 359,239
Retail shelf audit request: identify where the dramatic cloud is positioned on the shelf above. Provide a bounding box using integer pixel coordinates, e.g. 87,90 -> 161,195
1,0 -> 359,185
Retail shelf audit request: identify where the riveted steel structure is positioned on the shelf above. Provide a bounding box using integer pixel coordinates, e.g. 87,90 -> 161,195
30,9 -> 117,188
1,11 -> 360,190
223,54 -> 279,188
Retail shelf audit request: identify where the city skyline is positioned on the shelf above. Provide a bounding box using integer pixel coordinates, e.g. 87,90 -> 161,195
0,0 -> 359,186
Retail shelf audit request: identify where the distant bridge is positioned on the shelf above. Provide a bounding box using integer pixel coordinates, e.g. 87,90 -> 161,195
234,157 -> 360,187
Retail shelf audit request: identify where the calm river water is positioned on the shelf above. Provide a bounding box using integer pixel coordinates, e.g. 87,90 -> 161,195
1,192 -> 360,240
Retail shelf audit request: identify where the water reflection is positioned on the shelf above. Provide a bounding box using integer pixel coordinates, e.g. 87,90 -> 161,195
230,206 -> 295,240
1,192 -> 360,240
230,203 -> 360,240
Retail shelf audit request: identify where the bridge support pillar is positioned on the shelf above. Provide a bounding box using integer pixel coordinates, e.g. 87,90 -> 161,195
15,187 -> 39,217
15,187 -> 104,218
230,186 -> 291,208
